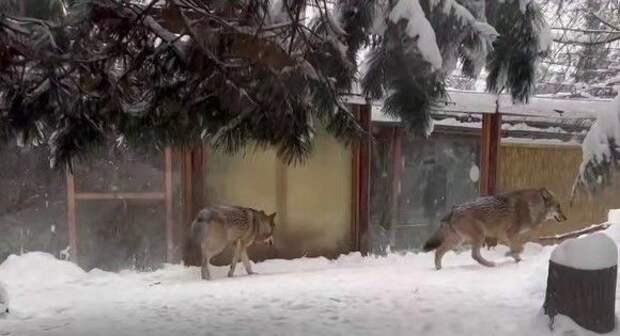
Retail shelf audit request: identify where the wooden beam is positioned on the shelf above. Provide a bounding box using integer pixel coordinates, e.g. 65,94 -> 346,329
480,112 -> 501,196
65,166 -> 78,263
390,127 -> 403,246
164,147 -> 174,263
275,160 -> 287,231
191,145 -> 205,216
351,102 -> 372,254
181,144 -> 205,266
75,192 -> 165,200
351,103 -> 360,252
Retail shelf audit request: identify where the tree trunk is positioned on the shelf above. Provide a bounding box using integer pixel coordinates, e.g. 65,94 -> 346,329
543,260 -> 617,333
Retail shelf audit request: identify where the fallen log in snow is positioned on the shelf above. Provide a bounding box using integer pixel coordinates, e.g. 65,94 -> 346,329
534,223 -> 611,246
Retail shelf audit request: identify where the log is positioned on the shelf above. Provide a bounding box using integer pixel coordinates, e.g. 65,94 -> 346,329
536,223 -> 611,246
543,233 -> 618,333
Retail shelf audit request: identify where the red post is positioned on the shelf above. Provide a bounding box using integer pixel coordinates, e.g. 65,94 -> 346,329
181,144 -> 205,266
65,166 -> 78,263
480,112 -> 501,196
164,147 -> 174,262
390,127 -> 403,245
351,102 -> 371,254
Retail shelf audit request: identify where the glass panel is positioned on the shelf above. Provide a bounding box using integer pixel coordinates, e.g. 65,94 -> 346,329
77,200 -> 166,272
369,126 -> 481,253
0,144 -> 68,262
397,132 -> 481,250
0,142 -> 183,271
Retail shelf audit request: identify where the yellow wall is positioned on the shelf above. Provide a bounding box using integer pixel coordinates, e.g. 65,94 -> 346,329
498,142 -> 620,236
204,131 -> 352,262
285,131 -> 353,258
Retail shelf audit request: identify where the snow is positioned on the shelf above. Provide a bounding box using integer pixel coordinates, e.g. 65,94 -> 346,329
389,0 -> 443,70
609,209 -> 620,224
502,137 -> 581,147
550,233 -> 618,270
367,90 -> 611,124
579,93 -> 620,177
535,16 -> 553,54
0,281 -> 8,314
3,226 -> 620,335
519,0 -> 533,13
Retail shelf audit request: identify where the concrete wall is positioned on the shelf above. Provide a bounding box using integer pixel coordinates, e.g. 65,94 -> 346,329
204,131 -> 352,262
498,142 -> 620,236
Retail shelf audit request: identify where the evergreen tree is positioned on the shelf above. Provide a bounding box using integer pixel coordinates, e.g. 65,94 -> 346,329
537,0 -> 620,97
0,0 -> 551,167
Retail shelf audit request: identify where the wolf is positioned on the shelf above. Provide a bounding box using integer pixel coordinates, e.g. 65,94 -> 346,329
423,188 -> 567,270
191,205 -> 276,280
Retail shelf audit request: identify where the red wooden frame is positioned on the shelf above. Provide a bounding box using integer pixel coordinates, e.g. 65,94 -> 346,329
390,127 -> 403,238
65,147 -> 175,264
480,113 -> 502,196
180,145 -> 205,266
351,102 -> 372,254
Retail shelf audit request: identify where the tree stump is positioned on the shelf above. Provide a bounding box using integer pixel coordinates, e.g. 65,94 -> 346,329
543,233 -> 618,334
544,261 -> 616,333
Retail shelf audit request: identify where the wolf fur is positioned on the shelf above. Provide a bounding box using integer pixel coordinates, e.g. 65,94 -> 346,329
191,205 -> 276,280
423,188 -> 567,270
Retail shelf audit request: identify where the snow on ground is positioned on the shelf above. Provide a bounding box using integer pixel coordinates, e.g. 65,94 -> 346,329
2,226 -> 620,336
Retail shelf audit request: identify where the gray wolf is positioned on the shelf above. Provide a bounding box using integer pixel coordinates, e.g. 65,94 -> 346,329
191,205 -> 276,280
423,188 -> 567,270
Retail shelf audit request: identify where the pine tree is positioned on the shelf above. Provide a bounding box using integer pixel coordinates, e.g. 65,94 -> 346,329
0,0 -> 552,168
537,0 -> 620,98
1,0 -> 361,167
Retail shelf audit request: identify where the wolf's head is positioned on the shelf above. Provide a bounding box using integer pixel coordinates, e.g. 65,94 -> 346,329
255,211 -> 276,246
540,188 -> 567,222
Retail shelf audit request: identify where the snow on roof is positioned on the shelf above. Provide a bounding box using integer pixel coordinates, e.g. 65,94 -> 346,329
376,90 -> 611,119
502,137 -> 581,147
550,232 -> 618,270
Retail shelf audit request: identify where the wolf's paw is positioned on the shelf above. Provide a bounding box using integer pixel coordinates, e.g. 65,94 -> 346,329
505,252 -> 522,263
483,261 -> 497,268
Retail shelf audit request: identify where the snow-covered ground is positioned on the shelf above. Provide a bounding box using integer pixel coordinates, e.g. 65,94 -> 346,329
2,225 -> 620,336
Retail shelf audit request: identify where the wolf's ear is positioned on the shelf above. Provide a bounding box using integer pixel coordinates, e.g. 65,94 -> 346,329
540,188 -> 553,201
269,212 -> 277,221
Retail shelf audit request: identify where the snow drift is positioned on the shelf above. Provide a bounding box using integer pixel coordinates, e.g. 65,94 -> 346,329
0,223 -> 619,335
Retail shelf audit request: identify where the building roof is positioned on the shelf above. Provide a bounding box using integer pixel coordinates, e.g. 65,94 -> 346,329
346,90 -> 614,144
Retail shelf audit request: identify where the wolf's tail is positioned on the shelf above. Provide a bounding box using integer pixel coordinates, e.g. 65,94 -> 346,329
422,212 -> 452,252
183,216 -> 206,266
190,217 -> 202,242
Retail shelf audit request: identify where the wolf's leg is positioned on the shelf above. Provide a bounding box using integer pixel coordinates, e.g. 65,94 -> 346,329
201,255 -> 211,280
506,240 -> 525,263
200,242 -> 211,280
471,239 -> 496,267
434,234 -> 461,270
241,248 -> 256,275
434,245 -> 449,270
228,240 -> 242,277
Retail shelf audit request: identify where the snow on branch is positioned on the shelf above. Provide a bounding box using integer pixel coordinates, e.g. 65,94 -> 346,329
389,0 -> 442,70
573,91 -> 620,198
